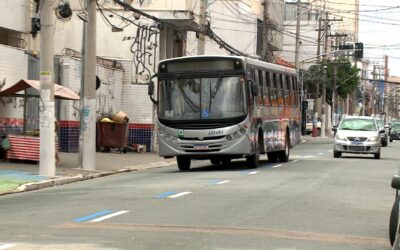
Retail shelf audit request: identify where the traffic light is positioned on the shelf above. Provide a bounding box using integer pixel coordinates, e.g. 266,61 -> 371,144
354,42 -> 364,59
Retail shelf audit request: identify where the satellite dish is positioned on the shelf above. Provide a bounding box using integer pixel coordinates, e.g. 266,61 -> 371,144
55,1 -> 72,22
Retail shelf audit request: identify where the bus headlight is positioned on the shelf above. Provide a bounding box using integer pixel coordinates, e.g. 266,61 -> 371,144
233,132 -> 241,138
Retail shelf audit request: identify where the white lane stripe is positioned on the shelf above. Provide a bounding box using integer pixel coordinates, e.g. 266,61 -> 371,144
291,160 -> 299,163
327,149 -> 333,152
0,244 -> 16,250
303,155 -> 316,158
272,164 -> 282,168
248,171 -> 260,175
216,180 -> 231,185
318,153 -> 324,155
168,192 -> 192,198
90,211 -> 130,222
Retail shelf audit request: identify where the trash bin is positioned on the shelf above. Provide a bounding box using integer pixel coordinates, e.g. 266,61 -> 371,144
96,122 -> 128,153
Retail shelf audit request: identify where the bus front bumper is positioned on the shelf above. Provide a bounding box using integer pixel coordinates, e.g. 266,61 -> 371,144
158,135 -> 253,158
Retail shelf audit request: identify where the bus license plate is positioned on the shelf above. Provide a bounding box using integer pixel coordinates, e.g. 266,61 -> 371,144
194,144 -> 209,150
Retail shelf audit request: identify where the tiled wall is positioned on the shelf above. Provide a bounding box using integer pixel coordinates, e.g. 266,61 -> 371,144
0,0 -> 28,32
57,56 -> 154,152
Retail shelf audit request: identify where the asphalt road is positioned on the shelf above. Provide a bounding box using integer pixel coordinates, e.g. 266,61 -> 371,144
0,137 -> 399,250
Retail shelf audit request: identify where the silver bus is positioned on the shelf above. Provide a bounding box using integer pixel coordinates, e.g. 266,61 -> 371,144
148,55 -> 302,171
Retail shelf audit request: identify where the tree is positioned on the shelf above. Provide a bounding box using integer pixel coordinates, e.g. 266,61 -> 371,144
303,56 -> 360,107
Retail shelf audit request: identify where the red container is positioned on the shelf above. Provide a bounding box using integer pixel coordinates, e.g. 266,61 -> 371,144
96,122 -> 128,152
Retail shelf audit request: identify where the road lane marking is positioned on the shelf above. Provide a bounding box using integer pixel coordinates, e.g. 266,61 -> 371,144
58,222 -> 389,247
90,211 -> 130,222
272,164 -> 282,168
73,210 -> 113,222
302,155 -> 316,158
209,180 -> 231,185
247,171 -> 260,175
0,244 -> 16,250
327,149 -> 333,152
168,192 -> 192,198
291,160 -> 299,163
157,191 -> 178,199
215,180 -> 230,185
318,153 -> 324,155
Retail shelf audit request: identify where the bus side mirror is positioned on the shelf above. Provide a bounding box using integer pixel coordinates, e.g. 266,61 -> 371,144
148,74 -> 158,105
249,80 -> 258,96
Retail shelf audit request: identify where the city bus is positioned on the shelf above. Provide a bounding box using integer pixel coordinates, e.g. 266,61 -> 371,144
148,55 -> 302,171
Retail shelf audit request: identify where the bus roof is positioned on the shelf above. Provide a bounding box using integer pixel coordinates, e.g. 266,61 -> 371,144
159,55 -> 297,75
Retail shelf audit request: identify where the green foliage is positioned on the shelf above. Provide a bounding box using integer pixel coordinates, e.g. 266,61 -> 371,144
303,56 -> 360,106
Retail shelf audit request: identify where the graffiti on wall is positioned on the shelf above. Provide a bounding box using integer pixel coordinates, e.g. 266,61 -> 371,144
123,25 -> 159,84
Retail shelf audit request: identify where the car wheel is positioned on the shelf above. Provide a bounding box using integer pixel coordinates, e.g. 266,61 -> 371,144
177,156 -> 191,171
383,138 -> 388,147
390,196 -> 400,246
246,142 -> 260,169
333,151 -> 341,158
390,138 -> 394,142
374,152 -> 381,159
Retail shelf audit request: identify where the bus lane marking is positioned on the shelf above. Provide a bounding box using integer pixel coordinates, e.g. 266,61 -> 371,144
168,192 -> 192,199
0,244 -> 16,250
90,211 -> 130,222
209,179 -> 231,185
73,210 -> 113,222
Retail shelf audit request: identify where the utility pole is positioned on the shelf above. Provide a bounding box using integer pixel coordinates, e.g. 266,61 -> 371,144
384,55 -> 389,122
312,14 -> 323,137
294,0 -> 301,69
197,0 -> 207,55
321,11 -> 329,138
39,0 -> 56,177
81,0 -> 97,170
262,0 -> 271,61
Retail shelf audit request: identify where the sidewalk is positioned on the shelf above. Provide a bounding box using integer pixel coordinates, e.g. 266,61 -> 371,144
0,151 -> 176,196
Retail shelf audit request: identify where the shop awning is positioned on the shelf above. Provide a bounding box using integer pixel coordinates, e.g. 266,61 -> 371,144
0,79 -> 80,100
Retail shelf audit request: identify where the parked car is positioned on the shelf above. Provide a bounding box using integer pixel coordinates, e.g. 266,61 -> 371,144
305,118 -> 321,136
389,174 -> 400,248
332,115 -> 384,159
390,121 -> 400,142
375,118 -> 390,147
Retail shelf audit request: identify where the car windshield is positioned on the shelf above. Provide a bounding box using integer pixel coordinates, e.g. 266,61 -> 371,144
392,123 -> 400,130
339,118 -> 377,131
158,76 -> 247,120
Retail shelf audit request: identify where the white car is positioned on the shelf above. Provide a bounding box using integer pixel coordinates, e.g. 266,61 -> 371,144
332,116 -> 384,159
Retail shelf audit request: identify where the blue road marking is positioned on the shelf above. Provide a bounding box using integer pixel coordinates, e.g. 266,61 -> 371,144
209,179 -> 221,185
157,191 -> 178,199
73,210 -> 113,222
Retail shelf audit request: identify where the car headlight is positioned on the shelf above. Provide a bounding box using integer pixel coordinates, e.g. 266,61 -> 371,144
368,136 -> 379,142
335,134 -> 347,141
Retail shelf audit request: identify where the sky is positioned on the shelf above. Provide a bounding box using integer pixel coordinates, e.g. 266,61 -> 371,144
358,0 -> 400,77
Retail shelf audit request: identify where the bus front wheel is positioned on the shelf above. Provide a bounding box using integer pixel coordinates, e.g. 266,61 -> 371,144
177,156 -> 191,171
246,142 -> 260,169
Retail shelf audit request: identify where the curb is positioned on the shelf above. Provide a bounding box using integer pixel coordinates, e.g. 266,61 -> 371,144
0,160 -> 177,196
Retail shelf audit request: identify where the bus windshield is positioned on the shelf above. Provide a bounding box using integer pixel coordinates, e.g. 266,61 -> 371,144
158,76 -> 247,120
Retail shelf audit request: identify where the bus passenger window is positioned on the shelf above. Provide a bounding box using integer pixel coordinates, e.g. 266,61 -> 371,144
263,71 -> 270,106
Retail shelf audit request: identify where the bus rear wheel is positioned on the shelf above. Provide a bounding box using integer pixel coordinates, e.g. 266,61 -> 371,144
278,133 -> 290,162
177,156 -> 191,171
246,145 -> 260,169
